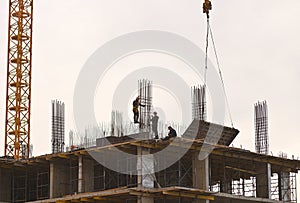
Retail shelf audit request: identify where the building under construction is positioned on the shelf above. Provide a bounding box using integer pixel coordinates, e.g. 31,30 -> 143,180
0,81 -> 299,203
1,0 -> 299,203
0,119 -> 299,203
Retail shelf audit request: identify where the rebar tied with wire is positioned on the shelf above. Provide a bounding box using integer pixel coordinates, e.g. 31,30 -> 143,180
191,85 -> 207,121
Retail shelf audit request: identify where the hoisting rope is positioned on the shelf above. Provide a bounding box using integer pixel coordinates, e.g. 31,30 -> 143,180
203,0 -> 234,128
204,18 -> 209,86
203,0 -> 211,85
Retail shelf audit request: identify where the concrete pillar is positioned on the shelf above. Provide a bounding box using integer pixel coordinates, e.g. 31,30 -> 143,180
50,161 -> 69,198
137,147 -> 142,189
137,147 -> 154,203
78,155 -> 83,193
256,163 -> 271,199
49,162 -> 54,198
78,155 -> 94,193
193,153 -> 209,190
192,152 -> 209,203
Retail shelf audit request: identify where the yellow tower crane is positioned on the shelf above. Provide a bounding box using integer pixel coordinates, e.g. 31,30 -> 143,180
5,0 -> 33,159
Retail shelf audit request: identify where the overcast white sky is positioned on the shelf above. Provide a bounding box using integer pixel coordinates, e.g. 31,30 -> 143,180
0,0 -> 299,164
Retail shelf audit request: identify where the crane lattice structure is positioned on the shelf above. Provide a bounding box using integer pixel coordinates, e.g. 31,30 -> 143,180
5,0 -> 33,159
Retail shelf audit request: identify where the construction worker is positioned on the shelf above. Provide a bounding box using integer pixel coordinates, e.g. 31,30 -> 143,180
132,96 -> 145,123
162,126 -> 177,141
151,112 -> 159,139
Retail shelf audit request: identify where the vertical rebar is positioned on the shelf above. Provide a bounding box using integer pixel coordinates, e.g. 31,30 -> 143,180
254,100 -> 269,155
191,85 -> 206,120
51,100 -> 65,153
138,79 -> 152,131
111,111 -> 123,137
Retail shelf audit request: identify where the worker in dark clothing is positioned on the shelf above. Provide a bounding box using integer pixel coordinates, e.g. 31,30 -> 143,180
162,126 -> 177,141
151,112 -> 159,139
132,96 -> 145,123
168,126 -> 177,138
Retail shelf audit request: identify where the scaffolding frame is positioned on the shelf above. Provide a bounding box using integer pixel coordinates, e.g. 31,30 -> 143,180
155,153 -> 193,188
70,159 -> 78,194
12,167 -> 49,202
37,170 -> 49,200
270,172 -> 297,202
13,172 -> 27,202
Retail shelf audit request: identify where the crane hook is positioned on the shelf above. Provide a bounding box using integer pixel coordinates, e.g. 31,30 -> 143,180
203,0 -> 212,18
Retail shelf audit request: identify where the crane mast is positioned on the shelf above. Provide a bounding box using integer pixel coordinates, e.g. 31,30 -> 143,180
5,0 -> 33,159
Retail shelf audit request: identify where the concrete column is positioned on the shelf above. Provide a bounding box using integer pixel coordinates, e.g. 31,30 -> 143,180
49,162 -> 54,198
50,161 -> 69,198
193,153 -> 209,190
137,147 -> 142,203
256,163 -> 271,199
78,155 -> 83,193
137,147 -> 154,203
193,152 -> 209,203
137,147 -> 142,189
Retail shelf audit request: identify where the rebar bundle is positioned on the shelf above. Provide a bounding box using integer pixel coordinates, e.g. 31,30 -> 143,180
51,100 -> 65,153
138,79 -> 152,130
254,101 -> 269,155
191,85 -> 206,121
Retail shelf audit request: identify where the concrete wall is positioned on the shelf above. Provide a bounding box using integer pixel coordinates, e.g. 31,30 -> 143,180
0,168 -> 11,202
256,163 -> 271,199
50,160 -> 69,198
82,157 -> 94,193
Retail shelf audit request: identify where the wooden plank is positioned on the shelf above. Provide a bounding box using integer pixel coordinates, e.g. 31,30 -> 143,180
162,191 -> 214,200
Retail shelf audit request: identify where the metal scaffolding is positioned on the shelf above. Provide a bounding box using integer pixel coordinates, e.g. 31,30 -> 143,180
12,167 -> 49,202
70,160 -> 78,194
191,85 -> 207,121
254,101 -> 269,155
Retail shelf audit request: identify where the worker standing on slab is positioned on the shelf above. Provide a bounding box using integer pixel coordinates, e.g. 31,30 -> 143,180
151,112 -> 159,139
132,96 -> 145,123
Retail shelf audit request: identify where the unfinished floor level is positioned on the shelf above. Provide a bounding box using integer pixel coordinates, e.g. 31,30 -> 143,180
0,120 -> 299,203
